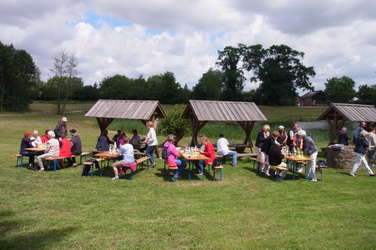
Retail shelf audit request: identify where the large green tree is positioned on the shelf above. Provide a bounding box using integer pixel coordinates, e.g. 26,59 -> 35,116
216,46 -> 245,101
357,84 -> 376,105
192,68 -> 223,100
241,44 -> 316,105
324,76 -> 356,103
0,42 -> 38,111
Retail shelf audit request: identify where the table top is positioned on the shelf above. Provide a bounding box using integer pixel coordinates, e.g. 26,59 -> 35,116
181,153 -> 209,161
284,154 -> 313,161
94,151 -> 119,158
24,147 -> 45,152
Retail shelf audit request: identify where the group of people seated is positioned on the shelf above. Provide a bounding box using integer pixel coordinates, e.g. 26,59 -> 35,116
19,117 -> 82,171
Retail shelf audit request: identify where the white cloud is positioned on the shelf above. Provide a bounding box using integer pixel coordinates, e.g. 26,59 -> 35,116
0,0 -> 375,92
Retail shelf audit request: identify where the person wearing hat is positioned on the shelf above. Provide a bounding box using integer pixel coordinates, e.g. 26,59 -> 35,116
54,117 -> 68,138
67,129 -> 82,167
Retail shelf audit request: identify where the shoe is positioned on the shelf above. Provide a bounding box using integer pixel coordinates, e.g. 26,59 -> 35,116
38,169 -> 44,172
197,172 -> 203,176
265,173 -> 270,177
349,173 -> 355,177
231,164 -> 237,167
150,163 -> 156,168
27,164 -> 34,170
297,168 -> 304,173
72,163 -> 78,167
177,175 -> 182,180
370,173 -> 376,176
112,176 -> 119,180
311,179 -> 317,182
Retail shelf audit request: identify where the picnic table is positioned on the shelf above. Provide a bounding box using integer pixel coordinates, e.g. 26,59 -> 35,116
179,151 -> 209,181
284,154 -> 313,181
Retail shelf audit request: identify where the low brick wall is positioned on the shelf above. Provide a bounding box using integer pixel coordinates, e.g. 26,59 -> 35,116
325,146 -> 356,169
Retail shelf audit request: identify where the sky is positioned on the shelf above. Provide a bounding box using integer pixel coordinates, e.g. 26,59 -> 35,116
1,0 -> 376,94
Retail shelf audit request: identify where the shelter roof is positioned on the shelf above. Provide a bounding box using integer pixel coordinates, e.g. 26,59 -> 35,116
317,103 -> 376,122
85,99 -> 166,120
182,100 -> 267,122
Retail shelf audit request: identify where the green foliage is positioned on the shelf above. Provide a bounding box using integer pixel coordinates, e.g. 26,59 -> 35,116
324,76 -> 356,103
216,46 -> 245,101
0,42 -> 38,111
242,44 -> 316,105
192,68 -> 223,100
158,105 -> 190,144
356,84 -> 376,105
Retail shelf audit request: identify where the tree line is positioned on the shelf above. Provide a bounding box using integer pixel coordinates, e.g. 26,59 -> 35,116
1,41 -> 375,113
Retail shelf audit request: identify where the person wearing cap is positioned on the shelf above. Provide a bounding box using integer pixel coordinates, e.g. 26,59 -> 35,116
54,117 -> 68,138
67,129 -> 82,167
296,130 -> 318,182
37,131 -> 60,171
350,130 -> 376,177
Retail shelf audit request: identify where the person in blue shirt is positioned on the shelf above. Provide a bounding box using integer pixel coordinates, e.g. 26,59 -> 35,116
111,137 -> 135,180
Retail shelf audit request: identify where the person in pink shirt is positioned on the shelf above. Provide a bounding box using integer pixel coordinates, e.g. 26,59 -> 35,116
163,134 -> 187,179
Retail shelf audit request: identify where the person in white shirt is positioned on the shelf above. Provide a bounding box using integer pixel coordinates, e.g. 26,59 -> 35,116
143,121 -> 158,167
111,137 -> 135,180
31,130 -> 42,148
216,134 -> 237,167
367,127 -> 376,166
37,131 -> 60,171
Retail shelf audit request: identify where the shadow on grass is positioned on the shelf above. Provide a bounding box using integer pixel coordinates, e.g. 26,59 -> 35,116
0,210 -> 77,249
243,166 -> 306,182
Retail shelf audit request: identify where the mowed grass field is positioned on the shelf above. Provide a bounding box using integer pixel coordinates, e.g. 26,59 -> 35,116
0,104 -> 375,249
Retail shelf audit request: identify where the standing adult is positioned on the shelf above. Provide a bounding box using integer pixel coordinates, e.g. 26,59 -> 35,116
277,126 -> 288,146
353,121 -> 366,144
163,134 -> 187,180
338,127 -> 350,145
367,127 -> 376,166
20,131 -> 42,169
111,137 -> 135,180
216,134 -> 238,167
54,117 -> 68,138
37,131 -> 60,172
144,121 -> 158,167
96,130 -> 112,151
296,130 -> 318,182
350,130 -> 376,177
67,129 -> 82,167
287,123 -> 299,152
255,124 -> 270,172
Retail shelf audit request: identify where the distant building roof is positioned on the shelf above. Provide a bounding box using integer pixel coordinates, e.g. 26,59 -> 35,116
182,100 -> 267,122
317,103 -> 376,122
85,99 -> 166,120
301,90 -> 323,99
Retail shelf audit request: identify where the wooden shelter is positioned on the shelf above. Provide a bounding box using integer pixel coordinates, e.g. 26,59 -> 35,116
317,103 -> 376,145
182,100 -> 267,147
85,99 -> 167,132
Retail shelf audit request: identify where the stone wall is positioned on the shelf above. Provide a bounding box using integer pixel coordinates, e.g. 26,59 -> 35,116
325,146 -> 356,169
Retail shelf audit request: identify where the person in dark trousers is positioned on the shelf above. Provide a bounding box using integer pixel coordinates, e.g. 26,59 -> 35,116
350,130 -> 376,177
338,127 -> 349,145
67,129 -> 82,167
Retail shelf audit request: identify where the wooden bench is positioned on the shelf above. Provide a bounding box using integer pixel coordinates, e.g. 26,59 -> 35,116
83,159 -> 104,177
216,153 -> 258,164
250,157 -> 269,170
13,154 -> 23,168
135,156 -> 150,170
212,165 -> 223,181
79,152 -> 90,164
45,157 -> 65,172
271,165 -> 288,181
166,163 -> 179,182
316,165 -> 328,181
121,156 -> 150,180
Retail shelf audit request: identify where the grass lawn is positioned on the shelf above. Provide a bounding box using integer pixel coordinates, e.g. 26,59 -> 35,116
1,106 -> 375,249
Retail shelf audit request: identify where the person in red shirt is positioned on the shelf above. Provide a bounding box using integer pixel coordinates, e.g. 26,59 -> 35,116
58,136 -> 72,168
194,136 -> 217,175
41,129 -> 50,143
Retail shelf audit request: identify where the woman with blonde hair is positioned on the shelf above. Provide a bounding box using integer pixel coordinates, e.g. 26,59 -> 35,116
144,121 -> 158,167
